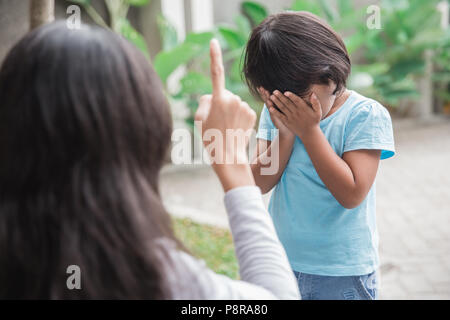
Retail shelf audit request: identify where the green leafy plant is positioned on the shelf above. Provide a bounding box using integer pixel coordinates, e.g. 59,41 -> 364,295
66,0 -> 151,57
353,0 -> 447,106
288,0 -> 449,106
153,2 -> 267,128
153,0 -> 449,125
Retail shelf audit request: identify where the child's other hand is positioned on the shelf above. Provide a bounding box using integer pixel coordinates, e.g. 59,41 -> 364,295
257,87 -> 294,139
269,90 -> 322,140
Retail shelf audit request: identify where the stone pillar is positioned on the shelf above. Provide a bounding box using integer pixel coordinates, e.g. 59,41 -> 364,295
413,50 -> 434,119
29,0 -> 54,30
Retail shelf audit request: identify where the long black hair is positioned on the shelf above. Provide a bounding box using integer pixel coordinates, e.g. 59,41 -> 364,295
0,21 -> 180,299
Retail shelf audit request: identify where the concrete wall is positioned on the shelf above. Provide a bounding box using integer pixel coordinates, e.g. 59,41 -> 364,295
0,0 -> 30,63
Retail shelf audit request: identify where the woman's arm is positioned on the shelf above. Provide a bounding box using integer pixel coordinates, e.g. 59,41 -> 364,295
164,185 -> 300,300
223,185 -> 300,299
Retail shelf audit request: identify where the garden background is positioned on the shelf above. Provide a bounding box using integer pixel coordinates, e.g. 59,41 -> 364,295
0,0 -> 449,299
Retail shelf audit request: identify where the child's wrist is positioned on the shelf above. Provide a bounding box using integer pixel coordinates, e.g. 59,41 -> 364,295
279,129 -> 295,141
212,162 -> 255,192
296,125 -> 321,142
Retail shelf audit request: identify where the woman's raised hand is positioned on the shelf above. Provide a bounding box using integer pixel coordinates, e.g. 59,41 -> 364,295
195,39 -> 256,165
195,39 -> 256,191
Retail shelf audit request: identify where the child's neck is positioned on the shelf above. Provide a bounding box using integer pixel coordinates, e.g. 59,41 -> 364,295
325,89 -> 351,119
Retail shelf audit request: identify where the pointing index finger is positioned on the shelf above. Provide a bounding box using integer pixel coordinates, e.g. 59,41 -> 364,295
210,39 -> 225,95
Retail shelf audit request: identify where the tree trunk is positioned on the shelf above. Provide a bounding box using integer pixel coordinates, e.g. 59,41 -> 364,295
29,0 -> 55,30
412,50 -> 434,119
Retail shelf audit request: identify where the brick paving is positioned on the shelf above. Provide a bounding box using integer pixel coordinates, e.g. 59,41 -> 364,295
375,118 -> 450,299
160,117 -> 450,300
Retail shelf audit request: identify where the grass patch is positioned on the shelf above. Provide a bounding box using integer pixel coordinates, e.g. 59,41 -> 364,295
172,217 -> 239,280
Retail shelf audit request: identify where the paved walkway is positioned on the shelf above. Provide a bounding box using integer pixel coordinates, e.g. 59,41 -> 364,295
160,117 -> 450,300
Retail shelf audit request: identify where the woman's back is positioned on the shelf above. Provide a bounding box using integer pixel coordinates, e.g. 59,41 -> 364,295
0,21 -> 177,299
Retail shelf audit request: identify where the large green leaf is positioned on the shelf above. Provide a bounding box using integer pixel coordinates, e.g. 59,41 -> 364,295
69,0 -> 91,5
179,72 -> 212,96
118,18 -> 150,58
318,0 -> 337,22
125,0 -> 150,6
234,15 -> 252,38
343,31 -> 366,55
290,0 -> 322,16
241,1 -> 268,26
154,31 -> 213,83
157,14 -> 178,51
218,26 -> 246,50
337,0 -> 352,16
230,49 -> 245,82
331,7 -> 365,31
185,31 -> 214,45
154,43 -> 202,83
381,0 -> 409,12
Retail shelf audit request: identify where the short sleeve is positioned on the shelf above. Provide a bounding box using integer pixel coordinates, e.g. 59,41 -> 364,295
255,104 -> 277,141
344,102 -> 395,160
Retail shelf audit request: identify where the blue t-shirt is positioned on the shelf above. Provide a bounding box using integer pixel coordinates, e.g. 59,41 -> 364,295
256,90 -> 395,276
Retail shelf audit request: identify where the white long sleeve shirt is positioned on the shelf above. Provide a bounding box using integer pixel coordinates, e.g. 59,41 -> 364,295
160,186 -> 300,300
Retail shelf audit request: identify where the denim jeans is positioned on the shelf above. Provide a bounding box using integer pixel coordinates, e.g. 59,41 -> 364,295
293,270 -> 378,300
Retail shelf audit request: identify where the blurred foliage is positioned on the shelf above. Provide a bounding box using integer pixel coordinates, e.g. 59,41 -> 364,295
288,0 -> 450,106
433,23 -> 450,104
69,0 -> 449,123
66,0 -> 151,58
154,2 -> 264,128
154,0 -> 450,126
346,0 -> 450,106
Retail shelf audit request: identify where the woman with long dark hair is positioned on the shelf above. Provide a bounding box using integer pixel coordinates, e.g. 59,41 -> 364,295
0,21 -> 299,299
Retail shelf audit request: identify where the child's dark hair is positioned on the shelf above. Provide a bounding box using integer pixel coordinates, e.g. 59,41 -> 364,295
243,11 -> 351,99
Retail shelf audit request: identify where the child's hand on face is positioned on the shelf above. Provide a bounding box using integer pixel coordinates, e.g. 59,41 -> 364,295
257,87 -> 294,139
269,90 -> 322,140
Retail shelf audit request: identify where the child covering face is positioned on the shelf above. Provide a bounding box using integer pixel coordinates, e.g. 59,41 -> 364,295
245,11 -> 395,300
